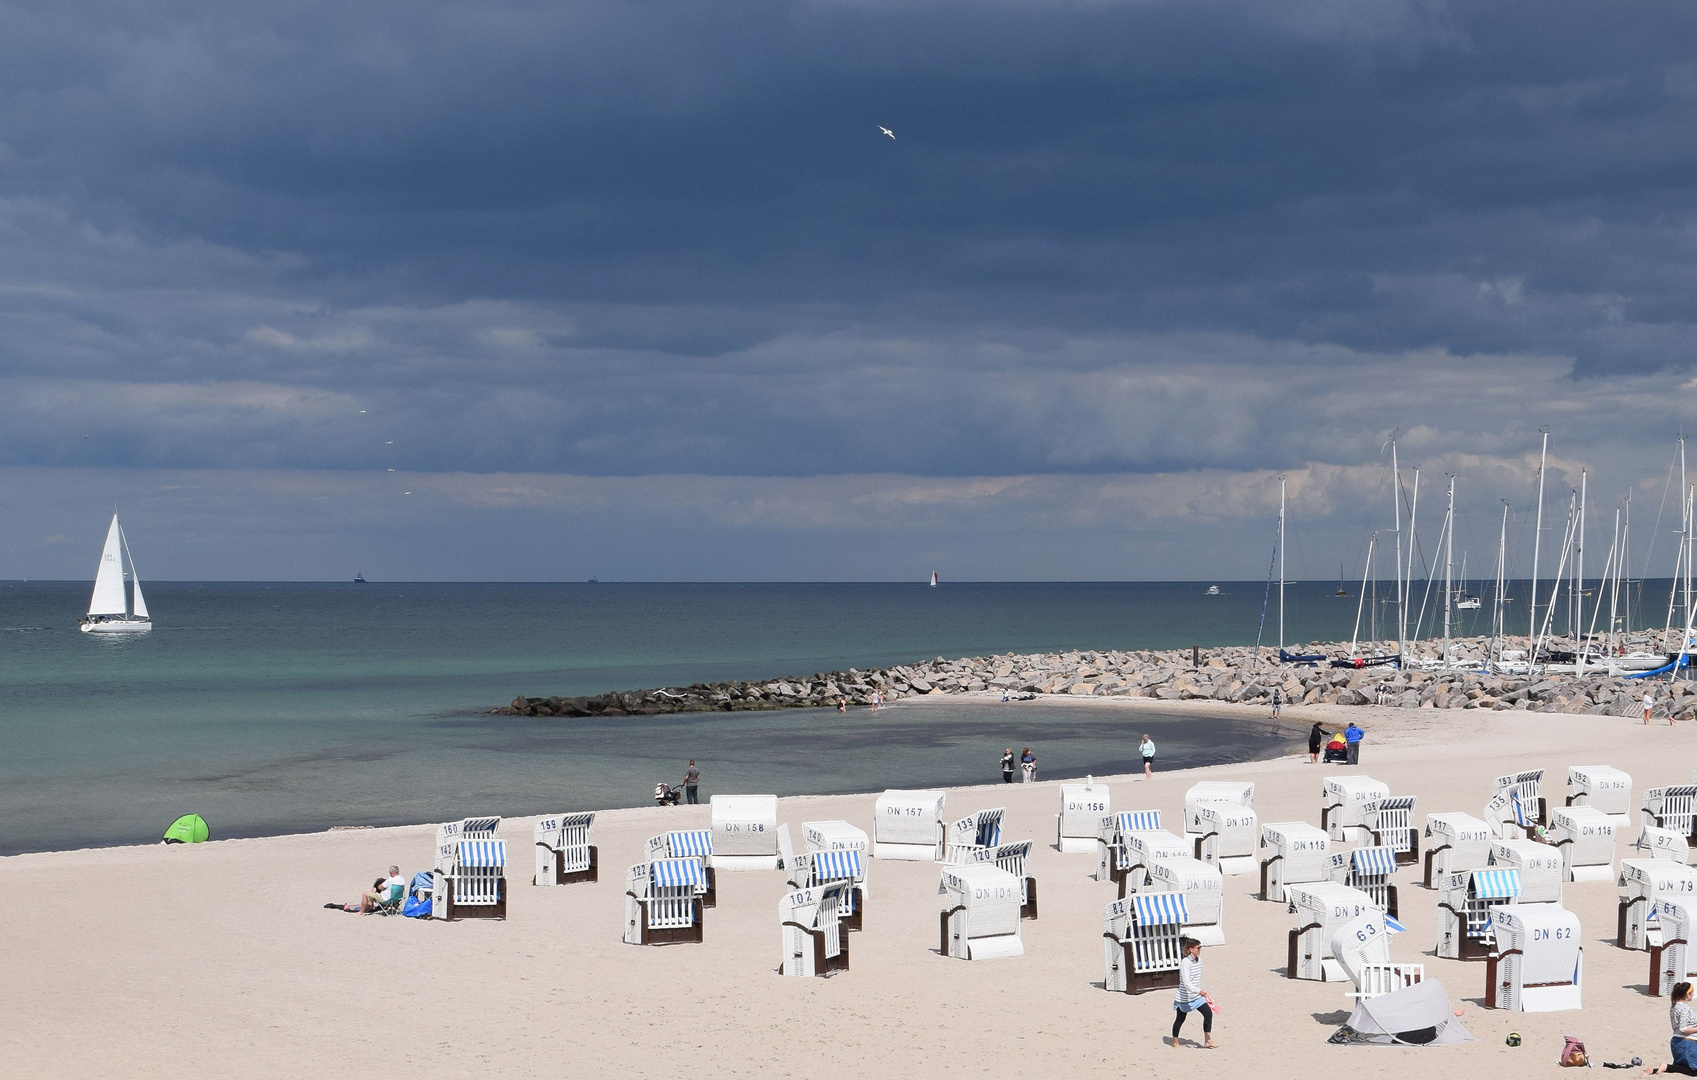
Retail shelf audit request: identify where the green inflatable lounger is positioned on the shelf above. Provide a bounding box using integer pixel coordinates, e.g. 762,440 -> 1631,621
163,814 -> 210,844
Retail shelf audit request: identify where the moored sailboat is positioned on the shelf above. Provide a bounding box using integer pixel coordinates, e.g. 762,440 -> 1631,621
79,514 -> 151,634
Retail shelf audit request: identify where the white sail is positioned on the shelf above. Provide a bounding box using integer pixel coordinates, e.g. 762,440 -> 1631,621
125,526 -> 149,619
87,515 -> 127,615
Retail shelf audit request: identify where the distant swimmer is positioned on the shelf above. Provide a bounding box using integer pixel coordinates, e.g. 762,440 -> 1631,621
878,125 -> 895,139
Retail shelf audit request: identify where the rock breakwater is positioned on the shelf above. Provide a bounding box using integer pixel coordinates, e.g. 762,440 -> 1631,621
495,634 -> 1697,720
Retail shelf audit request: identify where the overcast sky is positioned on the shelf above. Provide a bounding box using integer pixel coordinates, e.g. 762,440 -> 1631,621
3,0 -> 1696,580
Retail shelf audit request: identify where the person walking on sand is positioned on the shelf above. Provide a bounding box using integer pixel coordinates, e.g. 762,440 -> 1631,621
1271,688 -> 1282,720
1170,938 -> 1217,1049
1001,748 -> 1015,784
1139,734 -> 1156,779
1020,747 -> 1036,783
1344,721 -> 1365,766
1308,721 -> 1325,764
1647,689 -> 1660,726
682,760 -> 701,804
1646,980 -> 1697,1075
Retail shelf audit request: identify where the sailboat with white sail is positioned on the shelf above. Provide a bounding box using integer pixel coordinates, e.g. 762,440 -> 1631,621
929,571 -> 939,588
79,513 -> 151,634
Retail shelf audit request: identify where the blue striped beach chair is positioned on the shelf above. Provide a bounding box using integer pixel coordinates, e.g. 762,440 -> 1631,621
943,808 -> 1004,865
1096,810 -> 1161,885
1328,845 -> 1400,919
1485,770 -> 1547,838
971,840 -> 1037,919
1437,867 -> 1519,960
1103,891 -> 1187,994
788,848 -> 866,930
1149,855 -> 1224,945
1364,795 -> 1419,866
779,882 -> 849,977
1490,837 -> 1564,904
431,837 -> 508,921
623,857 -> 706,945
1642,784 -> 1697,842
533,812 -> 597,886
939,863 -> 1023,959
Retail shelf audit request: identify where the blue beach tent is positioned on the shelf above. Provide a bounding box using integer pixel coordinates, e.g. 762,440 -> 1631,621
402,870 -> 434,918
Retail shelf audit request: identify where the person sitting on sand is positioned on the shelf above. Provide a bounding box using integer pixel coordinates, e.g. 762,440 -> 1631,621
1646,980 -> 1697,1075
328,864 -> 404,914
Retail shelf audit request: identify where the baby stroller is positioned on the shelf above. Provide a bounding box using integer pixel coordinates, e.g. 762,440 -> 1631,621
1322,738 -> 1349,764
654,782 -> 682,807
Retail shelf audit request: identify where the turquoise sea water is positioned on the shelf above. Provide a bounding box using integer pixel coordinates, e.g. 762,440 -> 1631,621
0,579 -> 1570,855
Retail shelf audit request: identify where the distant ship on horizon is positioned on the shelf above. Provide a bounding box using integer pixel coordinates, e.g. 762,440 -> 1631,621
1204,584 -> 1220,596
353,572 -> 367,584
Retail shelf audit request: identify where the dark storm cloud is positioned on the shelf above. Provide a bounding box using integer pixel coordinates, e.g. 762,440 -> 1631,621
1,0 -> 1696,486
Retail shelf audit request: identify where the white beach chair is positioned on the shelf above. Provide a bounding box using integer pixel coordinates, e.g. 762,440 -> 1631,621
1327,845 -> 1401,917
1193,801 -> 1258,877
970,840 -> 1037,919
1652,897 -> 1697,997
1322,776 -> 1390,842
431,817 -> 506,921
873,789 -> 947,861
1642,784 -> 1697,840
1547,805 -> 1617,883
779,882 -> 849,977
710,794 -> 780,871
1486,769 -> 1547,838
1056,779 -> 1110,854
1258,821 -> 1329,903
1184,781 -> 1254,836
1330,911 -> 1422,1002
788,848 -> 867,930
939,863 -> 1023,959
1096,810 -> 1161,885
1640,824 -> 1692,864
1485,902 -> 1582,1011
1285,881 -> 1381,982
1103,892 -> 1187,995
1121,829 -> 1192,896
647,829 -> 716,908
1148,855 -> 1225,946
1618,858 -> 1697,951
802,819 -> 870,854
533,812 -> 597,886
1423,812 -> 1493,887
1437,867 -> 1520,960
1566,765 -> 1632,823
623,857 -> 705,946
942,807 -> 1005,864
1490,838 -> 1565,904
1364,795 -> 1419,867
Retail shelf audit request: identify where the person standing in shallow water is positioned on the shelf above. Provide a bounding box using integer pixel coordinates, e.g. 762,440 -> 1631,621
1139,734 -> 1155,779
1000,748 -> 1015,784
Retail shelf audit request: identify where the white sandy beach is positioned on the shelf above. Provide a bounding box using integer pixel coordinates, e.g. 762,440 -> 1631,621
4,695 -> 1692,1079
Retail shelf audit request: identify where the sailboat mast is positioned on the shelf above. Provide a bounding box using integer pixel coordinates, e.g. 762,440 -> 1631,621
1406,469 -> 1421,650
1351,532 -> 1375,657
1443,475 -> 1455,667
1391,437 -> 1405,667
1530,431 -> 1548,645
1608,506 -> 1623,658
1493,500 -> 1509,662
1278,476 -> 1286,655
1576,469 -> 1586,647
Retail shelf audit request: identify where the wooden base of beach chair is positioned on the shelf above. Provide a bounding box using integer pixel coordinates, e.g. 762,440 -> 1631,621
638,900 -> 705,946
1423,848 -> 1439,888
842,898 -> 864,933
784,921 -> 849,976
1620,898 -> 1642,951
441,879 -> 508,922
702,868 -> 717,909
1121,945 -> 1181,996
1651,942 -> 1668,994
1455,933 -> 1492,962
549,846 -> 598,885
1021,878 -> 1038,921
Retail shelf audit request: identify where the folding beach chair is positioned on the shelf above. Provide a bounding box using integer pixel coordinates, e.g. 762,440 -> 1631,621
1103,892 -> 1187,995
779,882 -> 849,977
623,857 -> 705,946
533,812 -> 597,886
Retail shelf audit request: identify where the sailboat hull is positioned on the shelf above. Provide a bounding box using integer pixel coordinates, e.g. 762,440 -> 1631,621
79,618 -> 151,634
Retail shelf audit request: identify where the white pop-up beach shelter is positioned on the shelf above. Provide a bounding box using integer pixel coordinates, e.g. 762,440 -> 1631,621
1490,838 -> 1564,904
1547,805 -> 1617,882
1423,812 -> 1493,887
1183,781 -> 1254,836
1097,810 -> 1162,885
533,812 -> 596,886
873,789 -> 946,861
1332,979 -> 1474,1046
710,794 -> 779,870
1436,867 -> 1519,960
1619,858 -> 1697,951
778,882 -> 849,977
1194,801 -> 1258,876
1652,897 -> 1697,997
1566,765 -> 1632,823
1322,776 -> 1390,842
939,862 -> 1023,959
1056,779 -> 1110,854
1485,902 -> 1582,1012
1286,881 -> 1381,982
1258,821 -> 1329,903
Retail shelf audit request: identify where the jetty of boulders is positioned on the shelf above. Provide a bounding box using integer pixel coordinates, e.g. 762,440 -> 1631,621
495,634 -> 1697,720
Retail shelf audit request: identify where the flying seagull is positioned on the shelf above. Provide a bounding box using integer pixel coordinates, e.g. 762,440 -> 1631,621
878,126 -> 894,139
